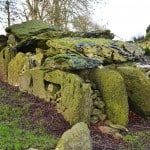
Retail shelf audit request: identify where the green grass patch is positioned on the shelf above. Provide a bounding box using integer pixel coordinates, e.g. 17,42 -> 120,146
119,131 -> 150,150
0,122 -> 57,150
0,88 -> 58,150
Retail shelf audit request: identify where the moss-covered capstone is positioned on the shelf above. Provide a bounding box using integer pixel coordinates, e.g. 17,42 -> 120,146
8,52 -> 29,86
43,53 -> 102,70
117,67 -> 150,117
7,20 -> 57,39
89,68 -> 129,126
56,122 -> 92,150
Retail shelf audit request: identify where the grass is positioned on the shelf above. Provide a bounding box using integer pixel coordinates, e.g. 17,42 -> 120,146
0,88 -> 58,150
119,131 -> 150,150
0,83 -> 149,150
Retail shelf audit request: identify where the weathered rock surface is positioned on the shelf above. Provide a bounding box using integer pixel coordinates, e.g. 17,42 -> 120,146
60,74 -> 92,125
8,52 -> 29,86
43,53 -> 102,70
55,122 -> 92,150
0,20 -> 149,129
0,47 -> 15,82
89,68 -> 129,126
117,67 -> 150,117
6,20 -> 57,39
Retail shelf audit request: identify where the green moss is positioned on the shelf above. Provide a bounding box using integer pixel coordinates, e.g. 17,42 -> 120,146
19,70 -> 32,93
117,67 -> 150,117
30,69 -> 47,99
44,70 -> 66,84
89,68 -> 129,126
0,47 -> 15,82
57,73 -> 92,125
8,52 -> 29,86
10,20 -> 53,39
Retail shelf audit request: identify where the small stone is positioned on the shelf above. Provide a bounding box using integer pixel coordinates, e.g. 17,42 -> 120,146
93,100 -> 105,109
92,108 -> 106,121
94,90 -> 101,97
99,126 -> 123,139
91,93 -> 98,100
90,116 -> 99,124
104,120 -> 128,132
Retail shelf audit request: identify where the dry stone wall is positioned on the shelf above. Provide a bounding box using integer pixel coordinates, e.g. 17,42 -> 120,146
0,20 -> 150,128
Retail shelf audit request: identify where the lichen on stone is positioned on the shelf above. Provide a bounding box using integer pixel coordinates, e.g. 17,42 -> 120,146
8,52 -> 29,86
89,68 -> 129,126
117,67 -> 150,117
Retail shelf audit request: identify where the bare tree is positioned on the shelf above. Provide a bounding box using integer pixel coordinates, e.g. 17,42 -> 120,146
21,0 -> 102,31
0,0 -> 21,27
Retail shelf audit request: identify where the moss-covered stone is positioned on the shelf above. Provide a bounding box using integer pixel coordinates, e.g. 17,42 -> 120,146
30,69 -> 48,99
45,70 -> 92,125
59,73 -> 92,125
19,70 -> 32,93
43,53 -> 102,70
44,70 -> 66,84
8,52 -> 29,86
89,68 -> 129,126
7,20 -> 56,39
0,47 -> 15,82
117,67 -> 150,117
56,122 -> 92,150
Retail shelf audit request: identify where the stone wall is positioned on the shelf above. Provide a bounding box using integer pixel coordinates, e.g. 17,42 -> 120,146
0,20 -> 150,128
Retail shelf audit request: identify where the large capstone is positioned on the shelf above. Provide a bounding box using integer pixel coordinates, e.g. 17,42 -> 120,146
43,53 -> 102,70
6,20 -> 57,39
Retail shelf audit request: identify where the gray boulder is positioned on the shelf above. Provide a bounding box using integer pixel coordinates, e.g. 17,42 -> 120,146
55,122 -> 92,150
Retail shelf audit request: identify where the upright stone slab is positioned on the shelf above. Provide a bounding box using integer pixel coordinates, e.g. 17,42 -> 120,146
60,73 -> 92,125
0,47 -> 15,82
55,122 -> 92,150
89,68 -> 129,126
44,70 -> 93,125
117,67 -> 150,117
30,69 -> 48,99
8,52 -> 29,86
19,70 -> 33,93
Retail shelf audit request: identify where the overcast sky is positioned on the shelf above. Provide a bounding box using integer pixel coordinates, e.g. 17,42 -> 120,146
93,0 -> 150,40
0,0 -> 150,41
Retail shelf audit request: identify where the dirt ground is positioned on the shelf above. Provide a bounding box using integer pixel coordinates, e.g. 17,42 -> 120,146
0,81 -> 149,150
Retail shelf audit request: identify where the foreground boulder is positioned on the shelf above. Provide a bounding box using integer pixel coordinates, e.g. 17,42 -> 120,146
89,68 -> 129,126
55,122 -> 92,150
117,67 -> 150,117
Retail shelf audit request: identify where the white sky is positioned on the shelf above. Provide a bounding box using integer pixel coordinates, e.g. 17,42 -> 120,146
93,0 -> 150,40
0,0 -> 150,41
